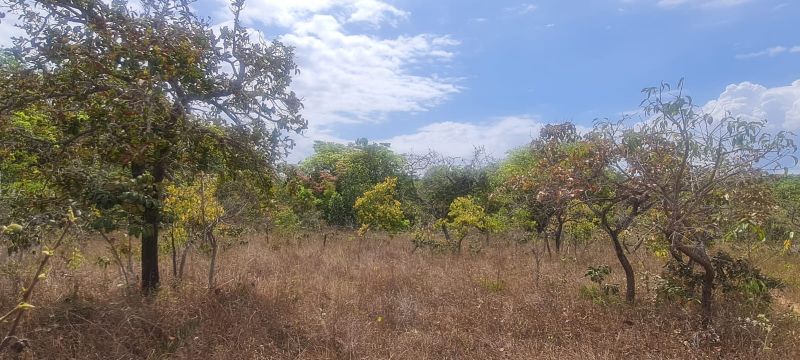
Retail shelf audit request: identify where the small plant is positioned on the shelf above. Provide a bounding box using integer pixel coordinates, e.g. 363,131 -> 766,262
582,265 -> 620,303
740,314 -> 775,351
585,265 -> 611,286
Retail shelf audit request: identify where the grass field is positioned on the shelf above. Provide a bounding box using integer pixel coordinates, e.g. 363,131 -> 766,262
2,232 -> 799,359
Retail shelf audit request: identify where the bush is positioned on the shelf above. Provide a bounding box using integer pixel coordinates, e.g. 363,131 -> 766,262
657,251 -> 783,305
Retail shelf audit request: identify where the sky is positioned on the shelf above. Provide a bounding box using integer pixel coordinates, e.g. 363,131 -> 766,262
2,0 -> 799,162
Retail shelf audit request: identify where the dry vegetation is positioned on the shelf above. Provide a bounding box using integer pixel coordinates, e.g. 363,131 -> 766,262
2,232 -> 799,359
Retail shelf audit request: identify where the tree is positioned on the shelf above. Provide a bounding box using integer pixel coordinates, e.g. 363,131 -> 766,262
354,177 -> 410,236
417,148 -> 494,242
436,196 -> 500,253
0,0 -> 305,291
163,173 -> 225,288
569,134 -> 653,304
495,123 -> 583,256
614,80 -> 796,323
302,139 -> 411,227
772,176 -> 800,251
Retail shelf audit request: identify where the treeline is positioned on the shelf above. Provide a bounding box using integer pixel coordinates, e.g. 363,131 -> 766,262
270,83 -> 799,325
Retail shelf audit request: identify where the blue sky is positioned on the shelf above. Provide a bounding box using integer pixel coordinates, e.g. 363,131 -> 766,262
3,0 -> 799,161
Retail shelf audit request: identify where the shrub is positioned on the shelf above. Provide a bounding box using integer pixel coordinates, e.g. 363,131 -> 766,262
657,251 -> 783,305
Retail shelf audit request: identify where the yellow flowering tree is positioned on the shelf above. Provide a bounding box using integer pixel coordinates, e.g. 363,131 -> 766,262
437,196 -> 500,253
354,177 -> 409,237
163,174 -> 225,288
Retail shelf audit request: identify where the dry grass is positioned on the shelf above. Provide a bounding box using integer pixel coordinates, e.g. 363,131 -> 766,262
2,232 -> 799,359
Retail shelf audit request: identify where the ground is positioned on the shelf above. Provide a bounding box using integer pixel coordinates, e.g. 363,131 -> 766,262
2,231 -> 799,359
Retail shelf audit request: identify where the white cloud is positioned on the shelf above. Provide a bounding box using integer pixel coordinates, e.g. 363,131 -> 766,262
736,45 -> 798,59
656,0 -> 751,8
212,0 -> 462,161
281,14 -> 459,126
232,0 -> 407,27
703,79 -> 800,131
505,3 -> 538,15
380,116 -> 545,158
0,12 -> 25,48
215,0 -> 460,140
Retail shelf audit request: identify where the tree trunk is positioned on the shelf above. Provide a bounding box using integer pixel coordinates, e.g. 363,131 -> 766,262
441,223 -> 452,243
208,233 -> 218,290
141,204 -> 160,292
455,235 -> 465,254
133,162 -> 164,293
532,235 -> 541,286
543,232 -> 552,259
610,231 -> 635,304
554,217 -> 565,253
700,261 -> 715,325
171,231 -> 178,278
673,236 -> 715,325
178,238 -> 192,280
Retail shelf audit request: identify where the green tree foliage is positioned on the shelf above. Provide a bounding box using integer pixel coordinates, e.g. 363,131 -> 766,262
567,135 -> 654,304
301,139 -> 411,227
415,149 -> 495,241
437,196 -> 500,252
771,176 -> 800,251
163,173 -> 225,286
0,0 -> 306,291
269,165 -> 323,233
354,177 -> 409,236
494,123 -> 584,255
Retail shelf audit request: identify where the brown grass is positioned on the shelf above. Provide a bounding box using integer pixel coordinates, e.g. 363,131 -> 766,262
2,232 -> 799,359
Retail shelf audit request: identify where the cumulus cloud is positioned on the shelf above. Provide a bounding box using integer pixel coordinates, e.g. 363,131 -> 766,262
216,0 -> 460,131
703,80 -> 800,131
231,0 -> 407,27
281,15 -> 459,126
380,116 -> 545,159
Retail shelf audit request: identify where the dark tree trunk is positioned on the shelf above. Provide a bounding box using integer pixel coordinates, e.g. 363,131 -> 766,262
133,162 -> 165,293
700,261 -> 715,325
610,231 -> 635,304
441,223 -> 452,242
208,232 -> 218,290
554,216 -> 565,253
673,237 -> 716,325
141,201 -> 160,292
543,232 -> 552,259
171,231 -> 178,278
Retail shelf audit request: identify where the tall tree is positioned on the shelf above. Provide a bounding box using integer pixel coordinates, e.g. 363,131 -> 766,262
496,123 -> 582,255
614,80 -> 795,322
0,0 -> 306,291
570,132 -> 653,304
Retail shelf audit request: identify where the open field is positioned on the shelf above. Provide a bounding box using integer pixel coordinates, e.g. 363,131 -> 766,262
2,232 -> 799,359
